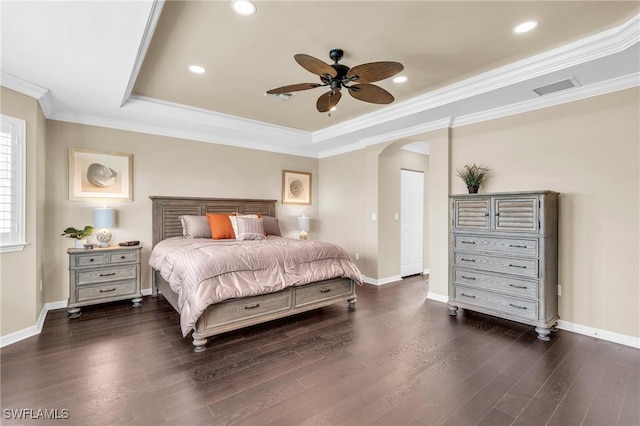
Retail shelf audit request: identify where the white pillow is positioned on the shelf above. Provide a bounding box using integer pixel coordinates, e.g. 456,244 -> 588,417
179,215 -> 211,238
229,214 -> 259,238
235,217 -> 266,241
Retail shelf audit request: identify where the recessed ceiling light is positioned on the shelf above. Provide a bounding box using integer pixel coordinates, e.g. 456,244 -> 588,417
231,0 -> 256,16
188,65 -> 206,74
514,20 -> 538,34
393,76 -> 408,83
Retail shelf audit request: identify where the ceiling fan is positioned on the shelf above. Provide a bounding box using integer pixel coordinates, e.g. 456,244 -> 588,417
266,49 -> 404,113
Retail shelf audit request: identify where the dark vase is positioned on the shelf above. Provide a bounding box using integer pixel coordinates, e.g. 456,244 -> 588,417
467,185 -> 479,194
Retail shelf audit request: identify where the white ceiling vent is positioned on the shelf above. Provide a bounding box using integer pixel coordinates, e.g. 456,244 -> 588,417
264,92 -> 296,101
532,77 -> 580,96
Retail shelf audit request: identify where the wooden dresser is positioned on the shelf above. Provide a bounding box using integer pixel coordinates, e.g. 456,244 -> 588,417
67,245 -> 143,318
447,191 -> 559,340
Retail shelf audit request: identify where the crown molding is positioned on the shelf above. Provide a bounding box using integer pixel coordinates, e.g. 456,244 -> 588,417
453,72 -> 640,128
401,143 -> 430,156
311,13 -> 640,144
49,109 -> 316,158
120,0 -> 165,107
1,72 -> 54,116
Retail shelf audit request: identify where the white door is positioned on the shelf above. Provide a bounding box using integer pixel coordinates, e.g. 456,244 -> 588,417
401,169 -> 424,277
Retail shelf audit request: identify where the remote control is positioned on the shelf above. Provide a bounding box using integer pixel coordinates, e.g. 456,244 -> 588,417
119,240 -> 140,247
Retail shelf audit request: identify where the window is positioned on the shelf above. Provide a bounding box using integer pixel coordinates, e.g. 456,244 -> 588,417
0,114 -> 26,253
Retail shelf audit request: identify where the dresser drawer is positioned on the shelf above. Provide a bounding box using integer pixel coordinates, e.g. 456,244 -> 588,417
454,253 -> 538,278
205,290 -> 291,326
74,253 -> 108,267
453,268 -> 538,299
453,286 -> 538,320
295,279 -> 353,307
77,280 -> 137,302
76,265 -> 137,285
109,251 -> 138,264
454,235 -> 538,257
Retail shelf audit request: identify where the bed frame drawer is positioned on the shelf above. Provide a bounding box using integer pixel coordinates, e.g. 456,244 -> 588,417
204,291 -> 292,326
295,279 -> 353,307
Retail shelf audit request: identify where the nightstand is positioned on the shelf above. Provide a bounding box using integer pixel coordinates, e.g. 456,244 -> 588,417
67,245 -> 143,318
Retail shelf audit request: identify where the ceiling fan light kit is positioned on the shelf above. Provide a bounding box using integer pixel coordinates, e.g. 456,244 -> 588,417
266,49 -> 404,113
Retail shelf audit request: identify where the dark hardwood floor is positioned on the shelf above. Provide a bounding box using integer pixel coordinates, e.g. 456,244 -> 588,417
1,276 -> 639,425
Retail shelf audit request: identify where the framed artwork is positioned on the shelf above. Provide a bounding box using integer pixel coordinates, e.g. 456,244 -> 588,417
69,148 -> 133,201
282,170 -> 312,205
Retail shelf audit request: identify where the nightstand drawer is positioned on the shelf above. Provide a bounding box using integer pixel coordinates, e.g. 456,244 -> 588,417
75,253 -> 108,267
77,281 -> 137,302
109,251 -> 138,264
77,266 -> 137,285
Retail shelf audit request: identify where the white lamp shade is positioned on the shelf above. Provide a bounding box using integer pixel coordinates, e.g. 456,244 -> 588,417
298,216 -> 310,232
94,208 -> 116,229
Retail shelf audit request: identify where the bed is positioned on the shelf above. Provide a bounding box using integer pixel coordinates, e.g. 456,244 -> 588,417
150,196 -> 360,352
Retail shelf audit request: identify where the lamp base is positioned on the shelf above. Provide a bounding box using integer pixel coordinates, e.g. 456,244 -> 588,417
96,230 -> 112,248
299,230 -> 309,240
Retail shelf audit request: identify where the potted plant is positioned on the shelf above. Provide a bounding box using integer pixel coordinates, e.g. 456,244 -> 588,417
61,226 -> 95,248
456,164 -> 491,194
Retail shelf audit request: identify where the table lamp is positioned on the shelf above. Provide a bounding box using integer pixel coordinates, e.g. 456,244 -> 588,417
94,207 -> 116,248
298,215 -> 310,240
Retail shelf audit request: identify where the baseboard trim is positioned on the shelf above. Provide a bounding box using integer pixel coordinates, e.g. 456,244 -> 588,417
1,291 -> 154,348
424,293 -> 639,348
362,275 -> 402,286
426,292 -> 448,303
557,320 -> 640,349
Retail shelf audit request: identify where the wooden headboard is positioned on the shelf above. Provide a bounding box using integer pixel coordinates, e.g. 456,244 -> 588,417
150,196 -> 277,247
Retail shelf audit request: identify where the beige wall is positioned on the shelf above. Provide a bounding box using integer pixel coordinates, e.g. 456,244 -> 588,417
44,121 -> 319,303
0,87 -> 46,336
378,147 -> 429,279
451,88 -> 640,338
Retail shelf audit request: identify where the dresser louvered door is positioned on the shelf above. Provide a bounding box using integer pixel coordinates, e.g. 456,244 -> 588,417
494,197 -> 539,232
453,199 -> 490,230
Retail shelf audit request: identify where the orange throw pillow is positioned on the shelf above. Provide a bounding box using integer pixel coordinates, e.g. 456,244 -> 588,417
206,213 -> 236,239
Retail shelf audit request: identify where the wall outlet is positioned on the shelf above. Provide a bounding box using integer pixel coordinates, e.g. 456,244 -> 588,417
355,253 -> 360,260
371,213 -> 377,221
40,279 -> 43,292
394,213 -> 399,220
558,284 -> 562,296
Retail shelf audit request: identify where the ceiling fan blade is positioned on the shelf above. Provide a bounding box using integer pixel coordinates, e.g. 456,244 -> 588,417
316,90 -> 342,112
348,83 -> 395,104
295,54 -> 338,78
346,61 -> 404,83
266,83 -> 322,94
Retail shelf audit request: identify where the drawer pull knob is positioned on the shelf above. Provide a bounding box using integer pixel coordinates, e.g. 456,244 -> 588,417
509,284 -> 528,289
461,258 -> 476,262
460,293 -> 476,299
495,213 -> 500,216
100,288 -> 116,293
99,272 -> 117,277
509,303 -> 528,310
89,258 -> 95,262
509,264 -> 527,269
244,303 -> 260,310
121,255 -> 126,259
509,244 -> 527,249
320,288 -> 332,293
461,275 -> 476,280
461,240 -> 476,244
484,213 -> 489,217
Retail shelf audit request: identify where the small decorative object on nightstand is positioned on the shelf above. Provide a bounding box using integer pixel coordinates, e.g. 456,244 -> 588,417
67,245 -> 142,318
94,207 -> 116,248
298,215 -> 310,240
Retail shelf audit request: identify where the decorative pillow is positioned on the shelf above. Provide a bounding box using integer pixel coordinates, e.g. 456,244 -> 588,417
179,215 -> 211,238
206,213 -> 236,239
262,216 -> 281,236
229,214 -> 260,238
235,217 -> 266,240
